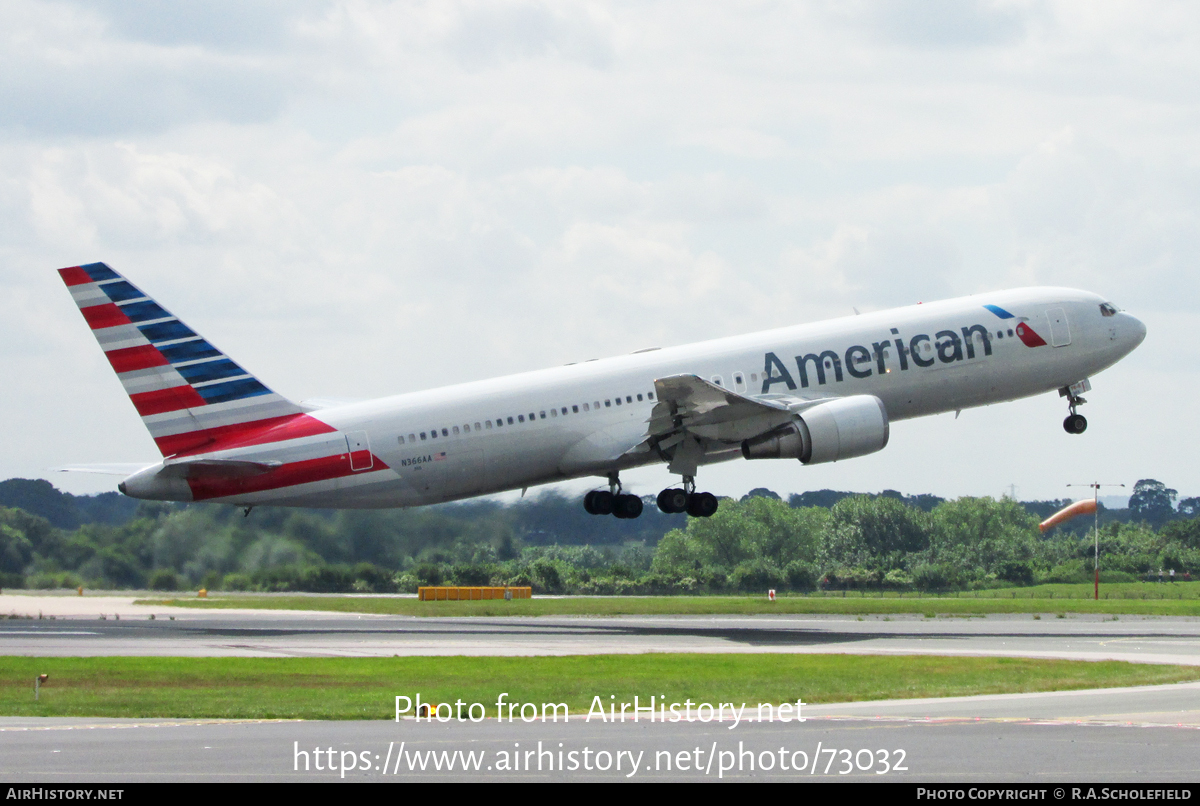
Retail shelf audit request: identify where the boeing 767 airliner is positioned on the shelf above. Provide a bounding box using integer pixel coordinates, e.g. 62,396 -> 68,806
56,263 -> 1146,519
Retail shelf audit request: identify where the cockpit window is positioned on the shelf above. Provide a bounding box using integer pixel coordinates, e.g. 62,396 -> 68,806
1100,303 -> 1118,317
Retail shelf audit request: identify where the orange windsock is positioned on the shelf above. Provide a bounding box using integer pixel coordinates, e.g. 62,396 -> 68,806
1039,498 -> 1097,532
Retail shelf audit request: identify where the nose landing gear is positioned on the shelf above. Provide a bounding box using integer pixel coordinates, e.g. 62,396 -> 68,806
1060,383 -> 1089,434
1063,413 -> 1087,434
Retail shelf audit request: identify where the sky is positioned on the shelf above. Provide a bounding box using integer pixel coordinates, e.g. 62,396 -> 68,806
2,0 -> 1197,505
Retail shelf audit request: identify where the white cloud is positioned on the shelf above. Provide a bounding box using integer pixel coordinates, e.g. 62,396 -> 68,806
830,0 -> 1033,49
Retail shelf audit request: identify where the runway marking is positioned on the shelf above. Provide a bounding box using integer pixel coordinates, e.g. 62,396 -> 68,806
801,714 -> 1200,730
0,719 -> 302,732
0,631 -> 99,635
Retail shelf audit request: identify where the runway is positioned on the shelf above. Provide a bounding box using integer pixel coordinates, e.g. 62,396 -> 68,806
4,594 -> 1200,781
3,683 -> 1200,782
3,594 -> 1200,665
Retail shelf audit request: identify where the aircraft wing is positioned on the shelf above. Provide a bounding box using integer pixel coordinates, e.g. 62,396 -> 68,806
640,374 -> 834,475
558,376 -> 812,476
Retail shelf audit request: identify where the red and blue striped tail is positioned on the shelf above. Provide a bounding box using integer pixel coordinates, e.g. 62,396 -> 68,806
58,262 -> 323,457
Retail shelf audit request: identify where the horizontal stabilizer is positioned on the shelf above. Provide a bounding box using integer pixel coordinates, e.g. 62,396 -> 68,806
298,398 -> 366,411
54,463 -> 157,476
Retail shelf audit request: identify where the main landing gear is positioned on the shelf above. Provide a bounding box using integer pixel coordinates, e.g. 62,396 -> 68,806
655,476 -> 718,518
1062,387 -> 1088,435
582,472 -> 721,519
583,472 -> 644,519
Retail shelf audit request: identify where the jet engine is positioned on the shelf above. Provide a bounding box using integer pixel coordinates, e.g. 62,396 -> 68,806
740,395 -> 889,465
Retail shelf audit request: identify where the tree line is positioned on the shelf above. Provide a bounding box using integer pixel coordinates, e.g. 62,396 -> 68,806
1,477 -> 1197,594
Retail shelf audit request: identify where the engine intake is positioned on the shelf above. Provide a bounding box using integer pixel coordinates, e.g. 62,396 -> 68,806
740,395 -> 889,465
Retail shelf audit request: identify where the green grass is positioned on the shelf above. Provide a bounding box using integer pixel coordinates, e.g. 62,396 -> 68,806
136,582 -> 1200,618
3,655 -> 1197,720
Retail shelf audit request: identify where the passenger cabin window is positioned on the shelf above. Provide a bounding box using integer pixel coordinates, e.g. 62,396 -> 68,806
529,412 -> 535,421
442,428 -> 448,437
550,409 -> 557,417
420,432 -> 427,440
647,391 -> 654,400
408,433 -> 415,442
615,398 -> 622,406
540,411 -> 546,419
518,414 -> 525,423
625,396 -> 632,403
398,435 -> 405,445
430,430 -> 437,439
574,405 -> 581,413
604,400 -> 611,407
452,426 -> 459,435
583,403 -> 589,411
507,416 -> 514,425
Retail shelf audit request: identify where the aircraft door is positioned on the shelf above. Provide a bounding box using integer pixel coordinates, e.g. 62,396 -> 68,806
346,431 -> 374,471
1047,308 -> 1072,347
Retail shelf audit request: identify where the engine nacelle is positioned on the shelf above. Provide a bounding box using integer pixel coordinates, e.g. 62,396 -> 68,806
740,395 -> 889,465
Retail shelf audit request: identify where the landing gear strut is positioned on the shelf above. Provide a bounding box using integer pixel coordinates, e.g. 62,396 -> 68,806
1061,386 -> 1088,434
583,472 -> 644,519
583,473 -> 720,519
655,475 -> 719,518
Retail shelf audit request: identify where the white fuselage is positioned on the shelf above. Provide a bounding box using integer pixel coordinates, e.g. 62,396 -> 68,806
119,287 -> 1146,508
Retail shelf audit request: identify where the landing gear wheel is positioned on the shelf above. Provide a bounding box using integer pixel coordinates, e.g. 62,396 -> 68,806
613,494 -> 644,519
1061,385 -> 1088,434
687,491 -> 719,518
1063,414 -> 1088,434
657,488 -> 690,514
583,490 -> 614,515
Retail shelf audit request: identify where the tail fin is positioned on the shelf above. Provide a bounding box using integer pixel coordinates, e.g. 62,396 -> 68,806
58,262 -> 317,457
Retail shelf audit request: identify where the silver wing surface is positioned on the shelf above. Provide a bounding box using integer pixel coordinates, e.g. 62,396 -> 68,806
639,374 -> 834,476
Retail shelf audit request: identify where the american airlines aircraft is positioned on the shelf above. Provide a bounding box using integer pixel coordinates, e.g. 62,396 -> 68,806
57,263 -> 1146,519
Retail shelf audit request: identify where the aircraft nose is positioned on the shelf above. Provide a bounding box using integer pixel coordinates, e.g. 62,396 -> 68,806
1120,312 -> 1147,350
